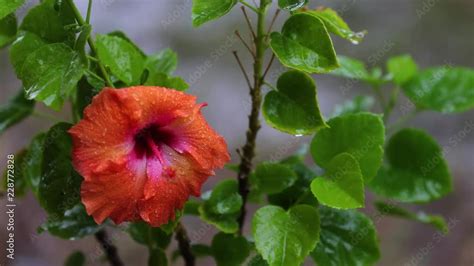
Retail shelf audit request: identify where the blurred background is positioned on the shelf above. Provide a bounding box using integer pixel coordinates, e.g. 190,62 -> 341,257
1,0 -> 473,265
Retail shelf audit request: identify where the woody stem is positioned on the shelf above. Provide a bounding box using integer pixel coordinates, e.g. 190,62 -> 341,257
175,222 -> 195,266
94,229 -> 123,266
236,1 -> 269,235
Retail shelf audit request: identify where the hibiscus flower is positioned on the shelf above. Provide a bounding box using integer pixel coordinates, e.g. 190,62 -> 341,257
69,86 -> 230,227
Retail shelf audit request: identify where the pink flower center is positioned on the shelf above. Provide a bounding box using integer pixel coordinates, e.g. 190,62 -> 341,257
133,124 -> 176,162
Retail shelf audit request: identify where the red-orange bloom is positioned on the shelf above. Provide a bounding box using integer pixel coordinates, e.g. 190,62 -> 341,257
69,86 -> 230,227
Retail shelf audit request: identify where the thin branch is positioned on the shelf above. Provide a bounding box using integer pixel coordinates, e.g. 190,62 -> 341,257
266,9 -> 280,40
241,6 -> 257,40
86,0 -> 92,24
94,230 -> 123,266
239,0 -> 259,13
66,0 -> 114,88
236,0 -> 268,235
235,30 -> 256,58
175,222 -> 195,266
263,80 -> 277,90
233,51 -> 252,89
262,53 -> 275,81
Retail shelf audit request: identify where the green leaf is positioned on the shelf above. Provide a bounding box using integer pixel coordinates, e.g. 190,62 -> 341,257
369,128 -> 452,203
252,162 -> 298,195
374,201 -> 448,233
3,149 -> 28,197
0,14 -> 17,48
330,55 -> 370,80
268,156 -> 318,209
108,31 -> 146,57
19,43 -> 84,111
311,206 -> 380,266
145,48 -> 178,75
270,13 -> 338,73
306,8 -> 366,44
311,153 -> 364,209
23,133 -> 46,196
9,31 -> 47,75
253,205 -> 320,266
64,251 -> 85,266
211,233 -> 250,266
20,0 -> 75,44
248,255 -> 269,266
39,123 -> 82,216
95,34 -> 145,85
145,73 -> 189,91
401,67 -> 474,113
128,221 -> 172,249
184,200 -> 201,216
74,77 -> 99,120
278,0 -> 308,11
199,179 -> 242,233
74,24 -> 92,66
311,113 -> 385,182
263,70 -> 327,135
148,248 -> 168,266
39,204 -> 100,240
0,0 -> 25,19
332,95 -> 375,117
0,90 -> 34,135
387,54 -> 418,85
192,0 -> 238,27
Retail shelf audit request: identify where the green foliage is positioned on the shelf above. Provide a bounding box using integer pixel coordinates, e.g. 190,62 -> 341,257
311,206 -> 380,266
251,162 -> 298,195
330,55 -> 386,85
252,205 -> 320,266
145,48 -> 178,75
332,95 -> 375,117
95,34 -> 145,85
331,55 -> 370,80
267,155 -> 318,209
278,0 -> 308,11
38,123 -> 82,216
9,31 -> 47,75
64,251 -> 86,266
0,0 -> 25,19
306,8 -> 366,44
211,232 -> 250,266
248,255 -> 269,266
108,31 -> 146,57
375,201 -> 448,233
311,113 -> 385,182
144,73 -> 189,91
263,70 -> 327,135
148,248 -> 168,266
386,54 -> 418,85
23,133 -> 46,196
20,43 -> 84,110
128,221 -> 172,249
19,0 -> 75,44
402,67 -> 474,113
369,128 -> 452,203
39,204 -> 100,240
0,14 -> 17,48
199,179 -> 242,233
192,0 -> 238,27
0,90 -> 34,134
270,13 -> 338,73
311,153 -> 364,209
